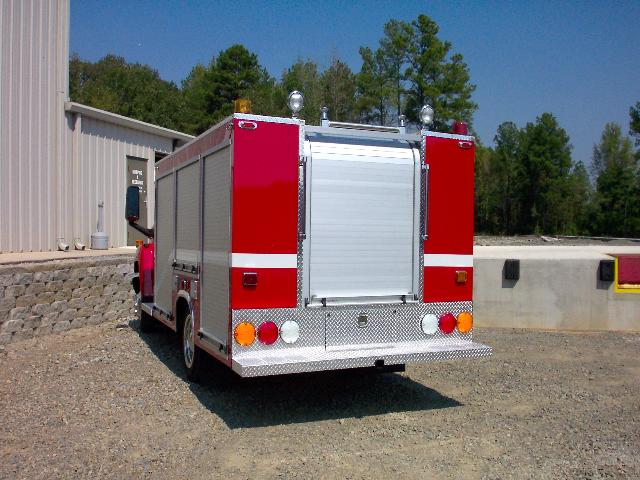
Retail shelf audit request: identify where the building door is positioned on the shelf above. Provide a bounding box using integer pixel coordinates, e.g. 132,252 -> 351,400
127,156 -> 148,246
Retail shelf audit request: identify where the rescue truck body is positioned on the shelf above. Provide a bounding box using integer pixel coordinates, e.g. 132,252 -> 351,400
128,107 -> 491,379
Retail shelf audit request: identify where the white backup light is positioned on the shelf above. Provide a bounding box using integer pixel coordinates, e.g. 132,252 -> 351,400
421,314 -> 438,335
419,104 -> 434,127
288,91 -> 304,117
280,320 -> 300,344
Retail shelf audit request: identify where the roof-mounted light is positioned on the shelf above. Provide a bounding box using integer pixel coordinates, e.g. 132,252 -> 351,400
288,91 -> 304,118
419,104 -> 434,128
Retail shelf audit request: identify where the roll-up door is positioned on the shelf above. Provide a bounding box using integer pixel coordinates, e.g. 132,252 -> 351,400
307,138 -> 419,302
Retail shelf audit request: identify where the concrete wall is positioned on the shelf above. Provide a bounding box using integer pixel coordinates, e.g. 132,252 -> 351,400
0,253 -> 135,343
474,246 -> 640,331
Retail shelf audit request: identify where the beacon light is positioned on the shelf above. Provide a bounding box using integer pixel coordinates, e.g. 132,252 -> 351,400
419,104 -> 434,127
288,91 -> 304,117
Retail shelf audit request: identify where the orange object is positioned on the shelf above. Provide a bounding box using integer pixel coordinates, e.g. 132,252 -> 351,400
234,322 -> 256,346
234,98 -> 252,114
455,270 -> 468,284
456,312 -> 473,333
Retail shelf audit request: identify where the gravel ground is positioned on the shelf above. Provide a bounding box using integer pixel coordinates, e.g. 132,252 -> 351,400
474,235 -> 640,246
1,319 -> 638,479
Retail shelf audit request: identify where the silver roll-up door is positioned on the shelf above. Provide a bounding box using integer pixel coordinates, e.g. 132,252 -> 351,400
154,174 -> 175,313
307,138 -> 419,302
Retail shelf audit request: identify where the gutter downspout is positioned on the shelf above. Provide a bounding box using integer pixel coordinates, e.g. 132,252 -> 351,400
71,112 -> 85,250
56,1 -> 71,252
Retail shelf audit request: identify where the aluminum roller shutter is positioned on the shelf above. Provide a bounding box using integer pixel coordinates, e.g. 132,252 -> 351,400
308,139 -> 419,301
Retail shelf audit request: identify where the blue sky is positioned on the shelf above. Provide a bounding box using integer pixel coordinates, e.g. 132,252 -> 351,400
71,0 -> 640,165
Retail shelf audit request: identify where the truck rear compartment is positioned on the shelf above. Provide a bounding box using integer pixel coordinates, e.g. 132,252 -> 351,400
145,113 -> 489,378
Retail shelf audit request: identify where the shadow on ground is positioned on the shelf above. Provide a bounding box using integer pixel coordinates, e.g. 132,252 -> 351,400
130,319 -> 461,429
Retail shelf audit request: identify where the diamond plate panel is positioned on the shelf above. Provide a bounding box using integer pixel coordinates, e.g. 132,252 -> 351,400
231,339 -> 491,377
231,300 -> 473,354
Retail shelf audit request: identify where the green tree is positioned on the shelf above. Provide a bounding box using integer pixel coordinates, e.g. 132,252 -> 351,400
473,143 -> 494,233
180,64 -> 211,134
69,54 -> 184,131
517,113 -> 574,233
356,47 -> 394,125
403,15 -> 476,130
491,122 -> 522,233
379,19 -> 412,119
569,161 -> 593,234
243,70 -> 283,118
320,58 -> 357,122
630,101 -> 640,148
181,45 -> 266,134
591,123 -> 639,236
280,60 -> 323,124
357,14 -> 476,129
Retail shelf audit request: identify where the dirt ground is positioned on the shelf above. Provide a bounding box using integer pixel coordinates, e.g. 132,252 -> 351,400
0,319 -> 638,479
474,235 -> 640,246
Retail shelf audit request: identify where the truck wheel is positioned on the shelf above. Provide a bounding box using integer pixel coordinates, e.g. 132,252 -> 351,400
181,312 -> 202,382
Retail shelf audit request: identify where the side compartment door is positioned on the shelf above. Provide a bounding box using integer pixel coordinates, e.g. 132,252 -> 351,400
423,136 -> 474,302
200,146 -> 232,346
154,173 -> 175,314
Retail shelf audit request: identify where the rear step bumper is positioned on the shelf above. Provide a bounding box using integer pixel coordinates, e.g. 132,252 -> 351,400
231,340 -> 491,377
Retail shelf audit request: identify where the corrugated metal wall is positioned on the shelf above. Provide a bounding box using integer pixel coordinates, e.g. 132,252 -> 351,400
71,114 -> 173,248
0,0 -> 70,253
0,0 -> 180,253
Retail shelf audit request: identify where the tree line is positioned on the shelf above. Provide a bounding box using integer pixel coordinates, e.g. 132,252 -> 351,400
69,13 -> 640,238
475,111 -> 639,237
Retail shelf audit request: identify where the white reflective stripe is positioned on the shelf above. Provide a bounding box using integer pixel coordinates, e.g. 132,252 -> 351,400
231,253 -> 297,269
424,254 -> 474,267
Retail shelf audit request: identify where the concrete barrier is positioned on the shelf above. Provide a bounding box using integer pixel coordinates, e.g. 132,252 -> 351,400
474,246 -> 640,331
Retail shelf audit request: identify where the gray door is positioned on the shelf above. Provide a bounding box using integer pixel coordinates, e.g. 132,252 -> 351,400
127,156 -> 148,245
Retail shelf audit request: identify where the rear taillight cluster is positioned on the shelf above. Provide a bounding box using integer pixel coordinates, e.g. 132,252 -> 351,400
421,312 -> 473,335
234,320 -> 300,347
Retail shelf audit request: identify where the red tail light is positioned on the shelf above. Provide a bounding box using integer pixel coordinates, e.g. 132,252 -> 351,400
439,313 -> 456,334
257,321 -> 278,345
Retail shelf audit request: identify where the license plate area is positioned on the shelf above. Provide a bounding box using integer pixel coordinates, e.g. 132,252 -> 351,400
325,308 -> 399,349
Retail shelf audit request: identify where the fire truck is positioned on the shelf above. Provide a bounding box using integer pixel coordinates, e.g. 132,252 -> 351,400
126,92 -> 491,380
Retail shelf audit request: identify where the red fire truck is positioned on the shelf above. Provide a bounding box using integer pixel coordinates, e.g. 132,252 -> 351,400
127,93 -> 491,380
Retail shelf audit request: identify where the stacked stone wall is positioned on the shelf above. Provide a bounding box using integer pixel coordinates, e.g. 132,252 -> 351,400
0,254 -> 136,344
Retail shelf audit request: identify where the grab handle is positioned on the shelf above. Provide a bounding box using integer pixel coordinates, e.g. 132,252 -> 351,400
299,156 -> 307,240
422,163 -> 430,241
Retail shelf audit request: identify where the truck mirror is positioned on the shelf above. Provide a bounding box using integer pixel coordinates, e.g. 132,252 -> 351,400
126,185 -> 140,222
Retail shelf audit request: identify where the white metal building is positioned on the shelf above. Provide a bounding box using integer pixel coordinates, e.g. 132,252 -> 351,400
0,0 -> 192,253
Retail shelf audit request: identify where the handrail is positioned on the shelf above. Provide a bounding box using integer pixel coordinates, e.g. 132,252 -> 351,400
327,121 -> 400,133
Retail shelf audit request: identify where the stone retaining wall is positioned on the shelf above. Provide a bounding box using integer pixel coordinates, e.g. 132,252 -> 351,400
0,254 -> 136,344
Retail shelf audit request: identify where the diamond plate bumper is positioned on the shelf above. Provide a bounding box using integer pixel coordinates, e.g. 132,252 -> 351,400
231,340 -> 491,377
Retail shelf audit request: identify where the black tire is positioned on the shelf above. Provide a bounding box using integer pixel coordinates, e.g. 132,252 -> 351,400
181,312 -> 203,382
